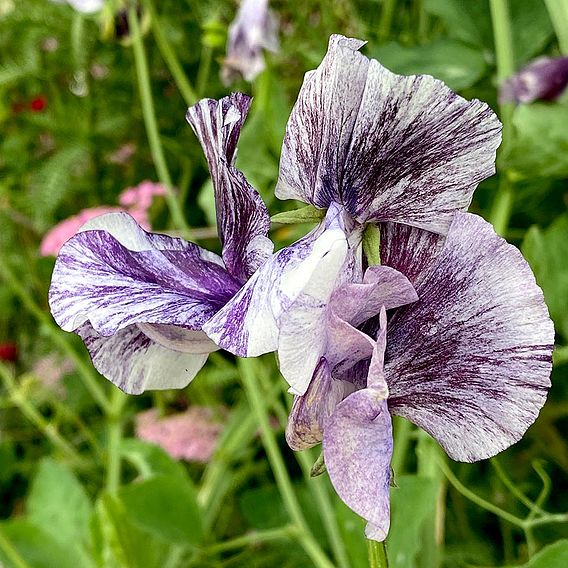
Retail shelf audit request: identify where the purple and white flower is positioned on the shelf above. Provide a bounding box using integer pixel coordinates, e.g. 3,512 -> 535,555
49,93 -> 272,394
222,0 -> 279,85
205,35 -> 554,539
500,56 -> 568,104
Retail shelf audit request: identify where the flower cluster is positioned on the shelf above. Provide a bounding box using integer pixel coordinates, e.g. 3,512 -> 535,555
49,35 -> 554,540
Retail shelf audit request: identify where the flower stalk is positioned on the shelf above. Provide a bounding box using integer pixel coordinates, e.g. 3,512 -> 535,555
367,540 -> 389,568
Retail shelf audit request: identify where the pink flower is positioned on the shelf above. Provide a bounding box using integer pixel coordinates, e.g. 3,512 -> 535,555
40,206 -> 149,257
135,407 -> 225,463
32,354 -> 75,396
118,180 -> 168,211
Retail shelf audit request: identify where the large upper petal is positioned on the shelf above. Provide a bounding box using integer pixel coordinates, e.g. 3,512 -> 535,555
385,212 -> 554,462
78,324 -> 212,395
186,93 -> 273,282
49,212 -> 241,336
276,34 -> 502,234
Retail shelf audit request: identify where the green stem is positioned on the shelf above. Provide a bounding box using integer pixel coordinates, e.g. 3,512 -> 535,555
391,416 -> 413,475
238,358 -> 335,568
0,525 -> 32,568
106,387 -> 127,495
272,387 -> 350,568
489,0 -> 516,236
0,363 -> 85,466
0,258 -> 110,413
142,0 -> 198,106
128,7 -> 190,234
203,524 -> 299,556
378,0 -> 397,43
196,45 -> 212,98
544,0 -> 568,54
367,540 -> 389,568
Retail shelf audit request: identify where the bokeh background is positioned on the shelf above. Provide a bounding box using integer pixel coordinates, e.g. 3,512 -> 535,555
1,0 -> 567,567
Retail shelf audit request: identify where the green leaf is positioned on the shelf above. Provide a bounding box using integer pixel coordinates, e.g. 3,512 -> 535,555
507,102 -> 568,180
91,493 -> 172,568
0,520 -> 90,568
519,540 -> 568,567
118,474 -> 203,546
370,39 -> 486,90
522,216 -> 568,340
27,458 -> 93,565
388,475 -> 438,568
271,205 -> 325,224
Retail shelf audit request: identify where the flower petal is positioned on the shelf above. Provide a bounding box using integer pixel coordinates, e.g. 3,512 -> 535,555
286,359 -> 354,450
49,212 -> 240,336
78,324 -> 212,395
276,34 -> 501,234
386,212 -> 554,462
324,319 -> 392,541
204,204 -> 357,360
186,94 -> 273,282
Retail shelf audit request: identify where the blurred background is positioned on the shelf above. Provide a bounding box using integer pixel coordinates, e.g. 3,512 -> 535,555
1,0 -> 567,567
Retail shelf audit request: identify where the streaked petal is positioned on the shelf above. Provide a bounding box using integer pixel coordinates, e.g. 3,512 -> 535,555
386,212 -> 554,462
186,94 -> 272,282
324,318 -> 392,541
276,34 -> 501,234
78,324 -> 212,395
49,212 -> 240,336
204,204 -> 359,360
285,359 -> 354,450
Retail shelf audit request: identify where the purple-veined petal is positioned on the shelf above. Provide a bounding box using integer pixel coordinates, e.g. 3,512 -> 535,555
386,212 -> 554,462
380,222 -> 445,286
276,34 -> 502,234
78,324 -> 213,395
324,317 -> 392,541
286,358 -> 355,450
186,94 -> 273,282
49,212 -> 241,336
204,204 -> 360,361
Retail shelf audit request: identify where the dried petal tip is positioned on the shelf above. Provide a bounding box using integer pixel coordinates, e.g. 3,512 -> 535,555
500,56 -> 568,104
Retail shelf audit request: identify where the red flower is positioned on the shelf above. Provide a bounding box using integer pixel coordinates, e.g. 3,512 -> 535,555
30,96 -> 47,112
0,343 -> 18,362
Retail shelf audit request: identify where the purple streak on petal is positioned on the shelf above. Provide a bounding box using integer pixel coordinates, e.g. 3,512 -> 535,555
500,56 -> 568,104
380,222 -> 445,286
186,94 -> 273,282
49,212 -> 240,336
324,313 -> 392,541
386,212 -> 554,462
286,359 -> 355,450
276,34 -> 502,234
78,323 -> 212,395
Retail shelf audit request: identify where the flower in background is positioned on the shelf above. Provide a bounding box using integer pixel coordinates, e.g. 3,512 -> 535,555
0,342 -> 18,362
500,56 -> 568,104
135,407 -> 225,463
29,96 -> 47,112
205,35 -> 553,540
222,0 -> 279,85
107,142 -> 136,165
32,354 -> 75,396
118,180 -> 167,213
49,94 -> 273,394
50,0 -> 104,14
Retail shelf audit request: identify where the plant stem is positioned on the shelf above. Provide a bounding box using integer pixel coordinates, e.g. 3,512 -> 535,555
0,363 -> 85,466
0,258 -> 111,413
544,0 -> 568,54
238,358 -> 335,568
105,387 -> 127,495
196,45 -> 212,98
203,524 -> 299,556
128,7 -> 190,234
368,540 -> 389,568
0,526 -> 32,568
391,416 -> 413,475
378,0 -> 397,43
141,0 -> 198,107
489,0 -> 516,236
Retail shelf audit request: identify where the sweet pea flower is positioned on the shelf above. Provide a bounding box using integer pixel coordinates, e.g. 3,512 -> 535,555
222,0 -> 279,85
49,93 -> 272,394
500,56 -> 568,104
204,36 -> 554,539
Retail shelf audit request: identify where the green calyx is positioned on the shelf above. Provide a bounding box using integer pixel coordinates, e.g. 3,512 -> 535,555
362,223 -> 381,266
271,205 -> 326,225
